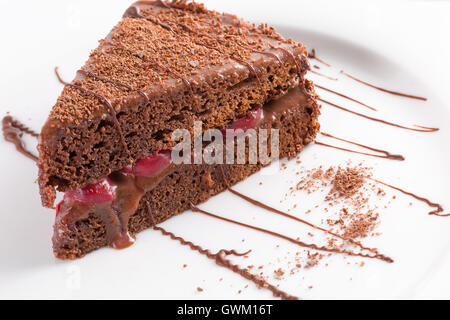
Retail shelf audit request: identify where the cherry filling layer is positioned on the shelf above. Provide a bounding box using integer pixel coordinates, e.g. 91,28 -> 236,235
55,151 -> 174,249
55,108 -> 263,250
223,108 -> 263,135
62,180 -> 115,206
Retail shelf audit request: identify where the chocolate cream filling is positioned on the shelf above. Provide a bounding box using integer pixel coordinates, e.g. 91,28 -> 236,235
54,86 -> 313,249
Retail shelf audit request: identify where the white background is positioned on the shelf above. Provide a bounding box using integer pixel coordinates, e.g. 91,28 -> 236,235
0,0 -> 449,299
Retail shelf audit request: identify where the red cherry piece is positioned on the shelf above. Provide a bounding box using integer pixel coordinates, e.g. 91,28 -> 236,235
122,151 -> 172,177
224,108 -> 263,135
64,179 -> 114,204
55,200 -> 63,217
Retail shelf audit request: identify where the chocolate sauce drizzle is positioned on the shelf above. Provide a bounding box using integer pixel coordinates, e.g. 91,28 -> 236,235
274,46 -> 304,80
340,70 -> 428,101
54,67 -> 131,155
309,70 -> 338,81
230,55 -> 263,87
2,116 -> 39,162
316,132 -> 405,161
370,178 -> 450,217
308,49 -> 331,67
253,50 -> 283,65
319,98 -> 439,133
217,165 -> 393,263
191,205 -> 392,262
315,84 -> 377,111
146,203 -> 298,300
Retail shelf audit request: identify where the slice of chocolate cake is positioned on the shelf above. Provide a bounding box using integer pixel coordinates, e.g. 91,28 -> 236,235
38,0 -> 320,259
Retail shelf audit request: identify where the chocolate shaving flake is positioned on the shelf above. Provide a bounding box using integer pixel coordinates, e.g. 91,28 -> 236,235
293,163 -> 383,242
328,166 -> 369,199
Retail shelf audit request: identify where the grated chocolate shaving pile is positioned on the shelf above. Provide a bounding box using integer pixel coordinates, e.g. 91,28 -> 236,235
294,162 -> 382,242
328,166 -> 368,199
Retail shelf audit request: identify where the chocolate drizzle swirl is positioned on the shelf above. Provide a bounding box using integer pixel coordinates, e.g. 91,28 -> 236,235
315,84 -> 377,111
217,165 -> 393,263
310,70 -> 338,81
316,132 -> 405,161
370,178 -> 449,217
2,116 -> 39,162
308,49 -> 331,67
319,98 -> 439,133
146,202 -> 299,300
191,205 -> 392,262
340,70 -> 428,101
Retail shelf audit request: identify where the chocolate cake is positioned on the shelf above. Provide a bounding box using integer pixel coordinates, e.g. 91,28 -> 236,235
37,0 -> 320,259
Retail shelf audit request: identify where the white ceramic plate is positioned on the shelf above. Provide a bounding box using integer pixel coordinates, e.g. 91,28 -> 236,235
1,0 -> 449,299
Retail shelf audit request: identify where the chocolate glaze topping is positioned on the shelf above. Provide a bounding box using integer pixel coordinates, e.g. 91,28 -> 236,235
315,84 -> 377,111
309,70 -> 338,81
340,70 -> 428,101
319,98 -> 439,133
124,1 -> 300,93
102,39 -> 199,110
316,132 -> 405,161
147,203 -> 298,300
2,116 -> 39,162
370,178 -> 450,217
217,165 -> 393,263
